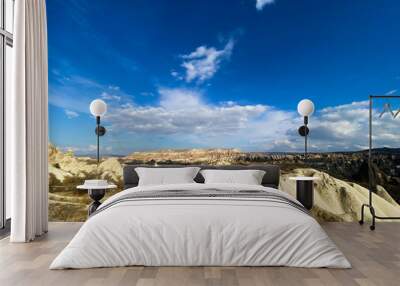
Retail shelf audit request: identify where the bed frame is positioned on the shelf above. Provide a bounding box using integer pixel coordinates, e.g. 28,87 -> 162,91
123,164 -> 280,190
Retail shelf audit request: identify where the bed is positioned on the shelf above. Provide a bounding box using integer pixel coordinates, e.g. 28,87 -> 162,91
50,165 -> 351,269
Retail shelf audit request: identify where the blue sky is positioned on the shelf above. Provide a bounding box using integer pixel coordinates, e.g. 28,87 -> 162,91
48,0 -> 400,155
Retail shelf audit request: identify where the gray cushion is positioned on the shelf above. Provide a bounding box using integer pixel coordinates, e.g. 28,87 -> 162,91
123,164 -> 280,189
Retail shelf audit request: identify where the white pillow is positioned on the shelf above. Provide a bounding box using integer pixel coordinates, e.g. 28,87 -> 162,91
135,167 -> 200,186
200,169 -> 266,185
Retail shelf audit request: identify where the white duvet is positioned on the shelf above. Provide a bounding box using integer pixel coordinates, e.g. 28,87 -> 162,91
50,183 -> 351,269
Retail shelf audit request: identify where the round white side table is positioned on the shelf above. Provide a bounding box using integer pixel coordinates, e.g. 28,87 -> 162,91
77,184 -> 117,216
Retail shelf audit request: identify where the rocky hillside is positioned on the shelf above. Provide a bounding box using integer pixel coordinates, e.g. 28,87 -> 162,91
48,144 -> 123,221
241,149 -> 400,203
280,169 -> 400,222
49,144 -> 122,181
124,148 -> 243,165
48,146 -> 400,222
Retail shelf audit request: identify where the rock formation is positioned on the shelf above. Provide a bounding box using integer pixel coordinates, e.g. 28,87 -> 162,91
280,169 -> 400,222
48,145 -> 400,222
124,148 -> 243,165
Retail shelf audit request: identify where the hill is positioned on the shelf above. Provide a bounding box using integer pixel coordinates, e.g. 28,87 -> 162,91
48,145 -> 400,222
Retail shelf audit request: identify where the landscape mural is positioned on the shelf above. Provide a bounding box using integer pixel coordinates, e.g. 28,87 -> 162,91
48,0 -> 400,222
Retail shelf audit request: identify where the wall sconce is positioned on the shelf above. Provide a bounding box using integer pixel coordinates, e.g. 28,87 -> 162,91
297,99 -> 315,161
89,99 -> 107,163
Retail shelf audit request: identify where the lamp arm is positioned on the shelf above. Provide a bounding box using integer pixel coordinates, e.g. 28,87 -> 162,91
96,116 -> 100,164
304,116 -> 308,161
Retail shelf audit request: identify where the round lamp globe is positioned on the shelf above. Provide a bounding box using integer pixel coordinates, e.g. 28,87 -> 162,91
297,99 -> 315,117
90,99 -> 107,117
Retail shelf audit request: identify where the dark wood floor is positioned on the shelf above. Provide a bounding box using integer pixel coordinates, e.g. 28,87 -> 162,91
0,222 -> 399,286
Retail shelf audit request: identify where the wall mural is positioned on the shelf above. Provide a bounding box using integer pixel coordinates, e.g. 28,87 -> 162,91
47,0 -> 400,222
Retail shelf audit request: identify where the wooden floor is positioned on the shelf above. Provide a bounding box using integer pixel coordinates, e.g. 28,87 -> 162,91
0,222 -> 399,286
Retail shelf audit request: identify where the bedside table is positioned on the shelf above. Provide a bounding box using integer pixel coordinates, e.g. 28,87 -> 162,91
289,177 -> 319,210
77,184 -> 117,216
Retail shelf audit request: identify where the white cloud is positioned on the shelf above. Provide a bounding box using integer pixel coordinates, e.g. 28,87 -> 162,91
61,145 -> 112,154
276,100 -> 400,152
49,73 -> 133,114
64,109 -> 79,119
140,91 -> 155,97
51,68 -> 400,152
170,70 -> 183,80
385,89 -> 397,95
101,92 -> 121,101
108,85 -> 120,91
159,88 -> 204,110
256,0 -> 275,11
105,93 -> 400,152
177,39 -> 235,83
106,88 -> 268,140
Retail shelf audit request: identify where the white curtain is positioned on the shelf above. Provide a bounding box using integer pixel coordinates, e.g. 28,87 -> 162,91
9,0 -> 48,242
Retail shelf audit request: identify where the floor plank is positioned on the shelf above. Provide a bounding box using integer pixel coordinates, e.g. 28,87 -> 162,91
0,222 -> 398,286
